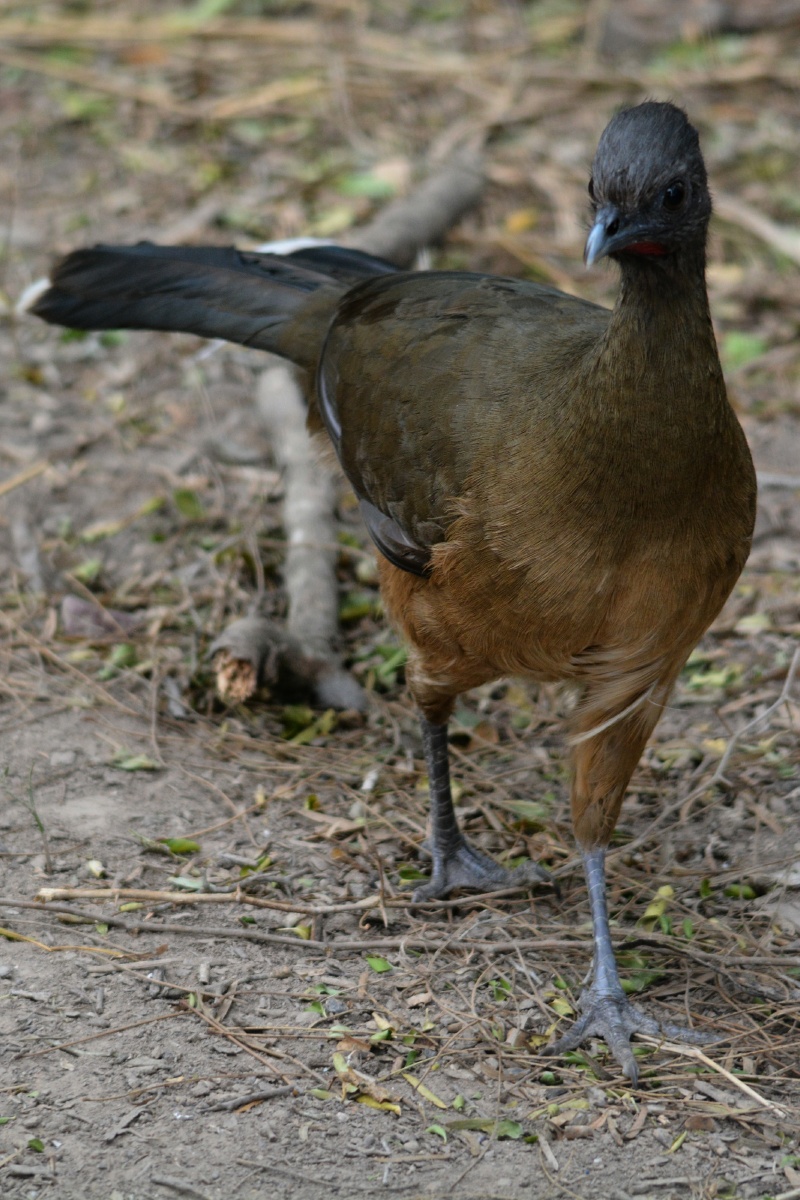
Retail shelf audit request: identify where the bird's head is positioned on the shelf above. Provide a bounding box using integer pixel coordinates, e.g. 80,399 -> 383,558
584,102 -> 711,270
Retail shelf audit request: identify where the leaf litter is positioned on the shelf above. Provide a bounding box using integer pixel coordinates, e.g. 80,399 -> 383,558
1,2 -> 800,1198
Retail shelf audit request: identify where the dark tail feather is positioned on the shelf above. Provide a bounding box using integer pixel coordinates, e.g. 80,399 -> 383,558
31,241 -> 396,369
284,244 -> 398,282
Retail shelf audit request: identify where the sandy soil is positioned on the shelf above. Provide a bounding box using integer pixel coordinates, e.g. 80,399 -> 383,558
1,4 -> 799,1198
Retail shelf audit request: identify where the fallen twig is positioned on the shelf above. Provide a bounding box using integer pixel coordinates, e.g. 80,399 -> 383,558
0,459 -> 48,499
713,645 -> 799,786
346,146 -> 484,267
606,647 -> 800,865
17,1012 -> 188,1060
187,998 -> 321,1085
18,898 -> 783,969
149,1176 -> 210,1200
204,1084 -> 293,1112
715,192 -> 800,268
648,1040 -> 788,1119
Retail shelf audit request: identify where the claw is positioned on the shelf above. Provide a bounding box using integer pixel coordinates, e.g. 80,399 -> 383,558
541,846 -> 720,1084
412,839 -> 551,902
543,988 -> 717,1085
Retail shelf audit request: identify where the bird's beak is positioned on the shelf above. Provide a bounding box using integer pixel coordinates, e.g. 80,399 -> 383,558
584,206 -> 621,267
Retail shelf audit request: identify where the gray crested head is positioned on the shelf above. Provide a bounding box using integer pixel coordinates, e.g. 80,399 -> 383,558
584,102 -> 712,269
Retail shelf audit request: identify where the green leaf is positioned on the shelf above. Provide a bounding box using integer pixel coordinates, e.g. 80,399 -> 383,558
73,557 -> 102,584
100,330 -> 126,349
721,330 -> 768,372
426,1123 -> 448,1142
159,838 -> 201,855
355,1094 -> 401,1115
286,710 -> 337,746
112,752 -> 159,772
374,645 -> 407,681
489,977 -> 512,1001
339,591 -> 379,622
338,170 -> 397,200
502,800 -> 549,827
60,92 -> 113,122
452,1094 -> 465,1111
179,0 -> 242,29
735,611 -> 772,634
27,1138 -> 44,1152
620,969 -> 663,994
172,488 -> 205,520
311,204 -> 357,238
495,1120 -> 524,1140
309,1088 -> 335,1101
366,955 -> 392,973
168,875 -> 205,892
109,643 -> 137,668
699,878 -> 713,899
563,1051 -> 597,1071
724,883 -> 756,900
403,1073 -> 448,1108
642,883 -> 674,921
446,1118 -> 523,1139
398,865 -> 427,882
688,665 -> 742,691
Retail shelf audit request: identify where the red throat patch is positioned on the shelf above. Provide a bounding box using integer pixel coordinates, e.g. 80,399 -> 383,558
624,241 -> 668,256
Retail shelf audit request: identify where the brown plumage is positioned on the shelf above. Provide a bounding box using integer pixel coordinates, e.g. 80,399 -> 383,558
31,102 -> 756,1080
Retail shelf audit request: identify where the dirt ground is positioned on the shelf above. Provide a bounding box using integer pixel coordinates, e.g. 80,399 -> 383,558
1,4 -> 800,1199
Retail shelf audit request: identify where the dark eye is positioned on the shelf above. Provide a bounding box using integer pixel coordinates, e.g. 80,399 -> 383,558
663,180 -> 685,211
588,177 -> 595,201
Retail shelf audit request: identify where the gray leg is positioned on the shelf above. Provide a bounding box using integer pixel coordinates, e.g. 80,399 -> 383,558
412,718 -> 551,902
544,846 -> 716,1084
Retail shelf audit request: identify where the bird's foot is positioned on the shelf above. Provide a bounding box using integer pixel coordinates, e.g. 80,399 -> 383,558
543,987 -> 718,1085
412,838 -> 551,902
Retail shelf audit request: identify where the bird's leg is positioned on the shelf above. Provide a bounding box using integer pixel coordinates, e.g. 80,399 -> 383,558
412,717 -> 551,902
544,846 -> 716,1084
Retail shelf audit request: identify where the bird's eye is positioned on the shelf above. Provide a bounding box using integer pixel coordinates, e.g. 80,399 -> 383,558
663,180 -> 685,211
588,177 -> 595,201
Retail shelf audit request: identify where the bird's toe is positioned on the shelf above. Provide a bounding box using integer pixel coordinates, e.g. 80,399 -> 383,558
543,990 -> 714,1086
412,839 -> 549,902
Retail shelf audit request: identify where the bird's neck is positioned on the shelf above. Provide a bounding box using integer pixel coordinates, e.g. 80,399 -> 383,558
596,251 -> 724,418
574,251 -> 732,510
619,249 -> 713,346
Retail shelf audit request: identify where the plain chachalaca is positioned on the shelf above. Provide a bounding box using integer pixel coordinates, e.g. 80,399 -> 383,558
31,102 -> 756,1081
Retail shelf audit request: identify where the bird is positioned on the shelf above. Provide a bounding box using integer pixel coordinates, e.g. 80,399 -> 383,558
31,102 -> 756,1081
